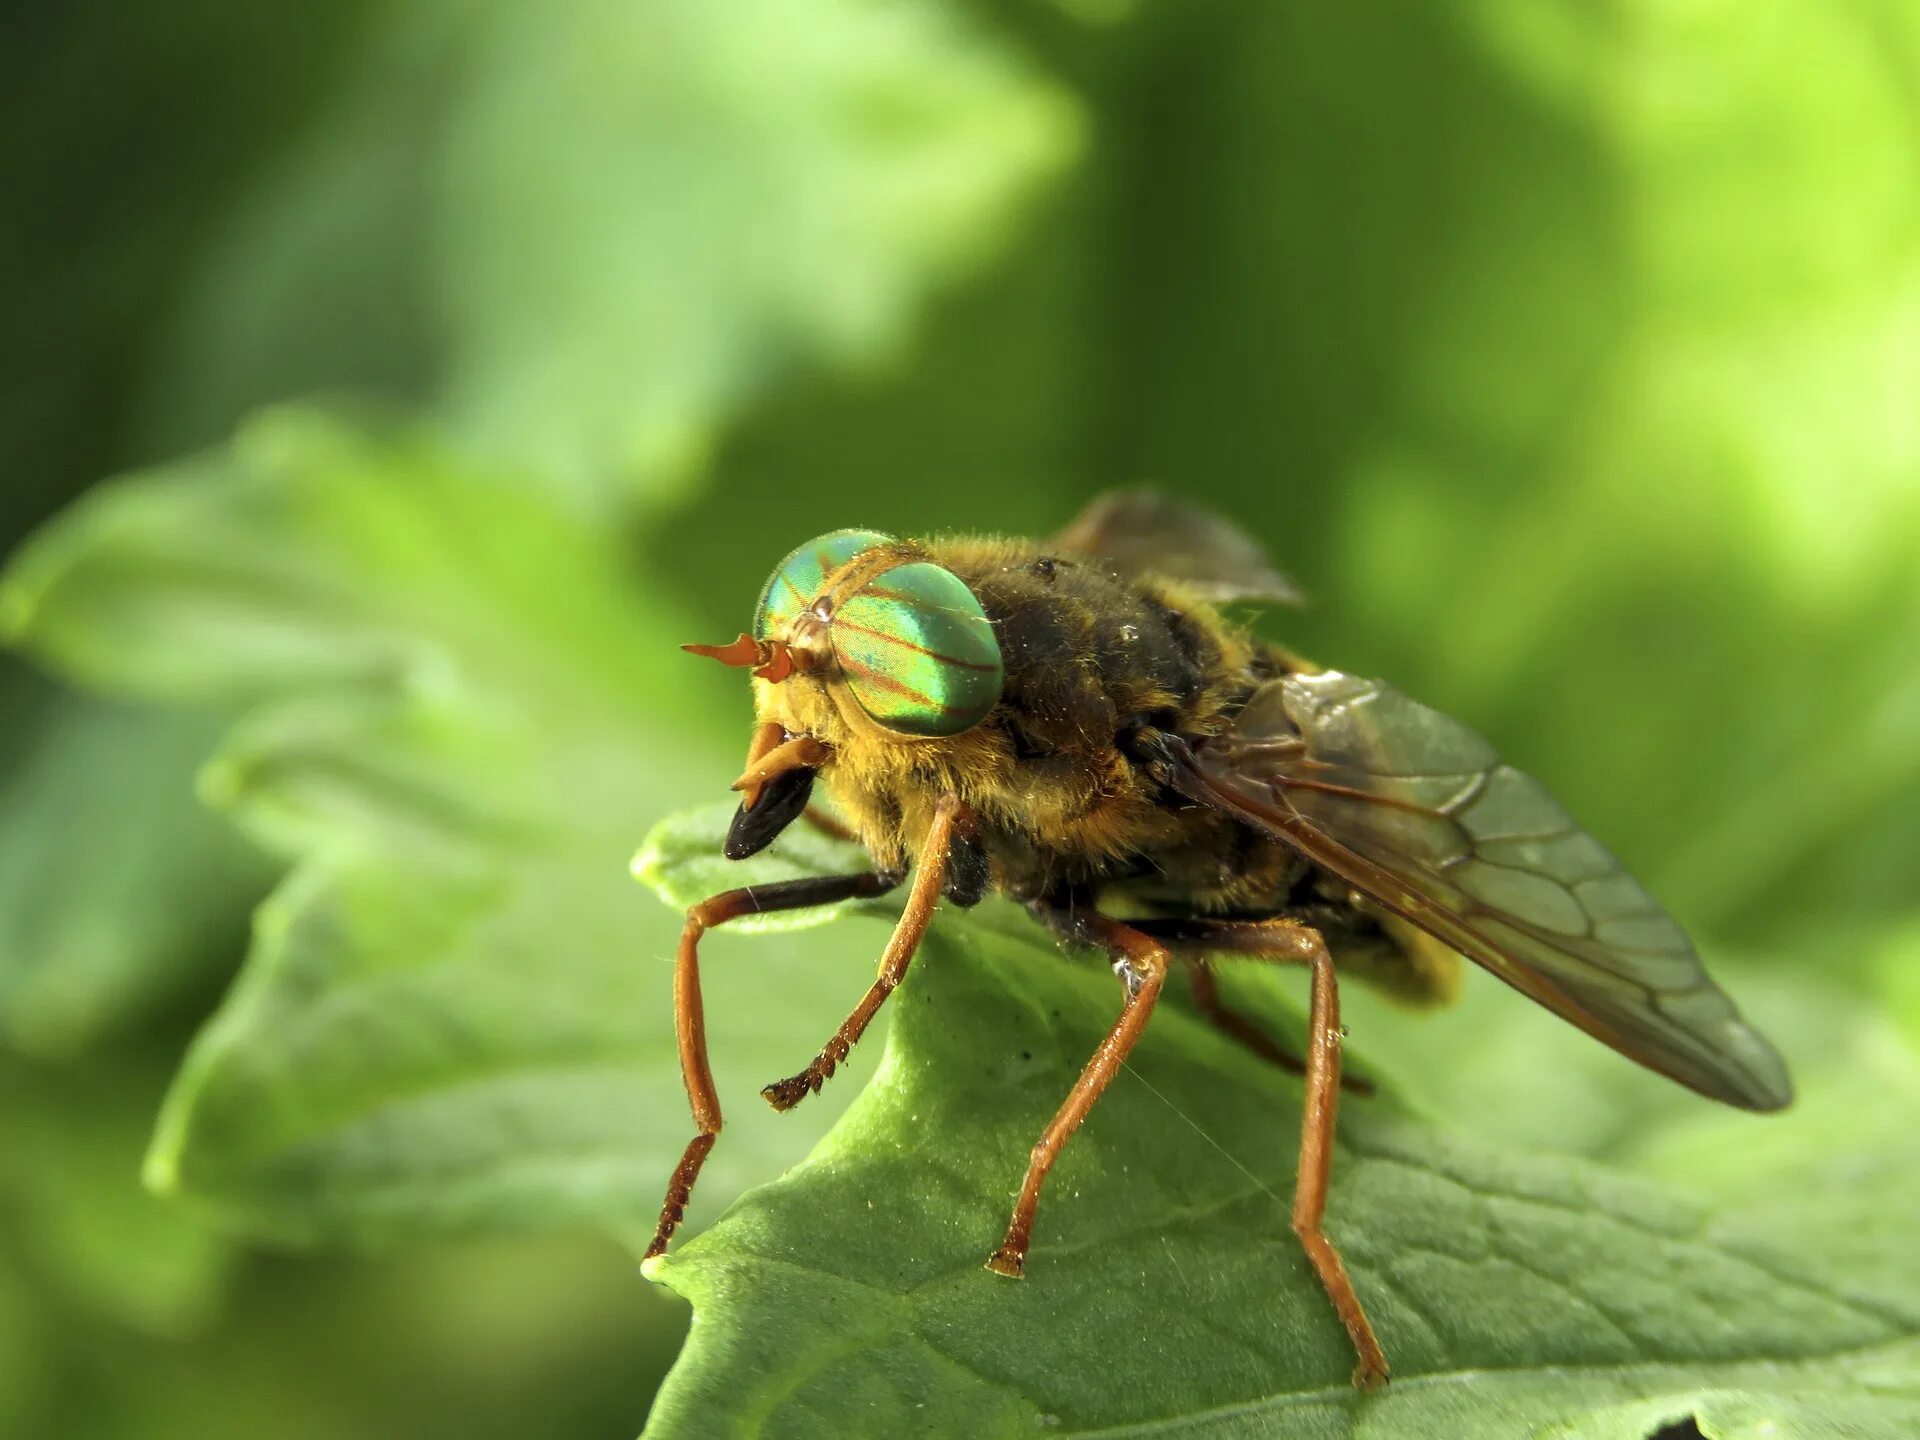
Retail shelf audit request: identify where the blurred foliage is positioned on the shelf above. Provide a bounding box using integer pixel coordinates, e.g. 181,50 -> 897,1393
134,0 -> 1081,510
2,409 -> 892,1248
0,676 -> 268,1059
2,0 -> 1918,1436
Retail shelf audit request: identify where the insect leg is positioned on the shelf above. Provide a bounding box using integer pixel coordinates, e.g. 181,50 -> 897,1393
1176,952 -> 1373,1095
801,806 -> 857,842
644,869 -> 900,1261
1133,915 -> 1389,1390
1184,956 -> 1303,1076
760,795 -> 964,1112
985,911 -> 1170,1280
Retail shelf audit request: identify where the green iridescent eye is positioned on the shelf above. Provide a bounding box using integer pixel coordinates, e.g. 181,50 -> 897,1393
753,529 -> 894,640
832,562 -> 1003,737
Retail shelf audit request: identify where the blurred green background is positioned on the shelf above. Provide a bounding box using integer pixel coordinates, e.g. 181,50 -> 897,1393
2,1 -> 1917,1436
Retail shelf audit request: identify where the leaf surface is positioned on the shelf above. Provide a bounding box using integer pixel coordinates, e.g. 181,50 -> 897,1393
640,893 -> 1920,1439
0,409 -> 894,1243
0,674 -> 268,1058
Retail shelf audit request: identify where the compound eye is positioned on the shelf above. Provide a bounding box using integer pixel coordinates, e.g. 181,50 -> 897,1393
833,563 -> 1003,737
753,529 -> 894,640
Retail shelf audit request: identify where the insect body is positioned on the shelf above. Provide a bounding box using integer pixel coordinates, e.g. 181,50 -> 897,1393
648,492 -> 1790,1389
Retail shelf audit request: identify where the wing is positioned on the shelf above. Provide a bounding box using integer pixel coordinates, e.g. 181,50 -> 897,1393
1052,490 -> 1306,607
1161,670 -> 1791,1111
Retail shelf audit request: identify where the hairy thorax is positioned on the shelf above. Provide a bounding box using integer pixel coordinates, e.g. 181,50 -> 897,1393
751,536 -> 1303,911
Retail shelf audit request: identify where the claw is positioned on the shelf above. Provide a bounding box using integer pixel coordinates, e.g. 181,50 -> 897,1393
984,1247 -> 1026,1279
761,1075 -> 812,1112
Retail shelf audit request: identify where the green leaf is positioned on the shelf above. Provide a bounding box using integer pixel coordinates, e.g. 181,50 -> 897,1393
0,670 -> 269,1059
0,407 -> 896,1243
0,1044 -> 234,1338
138,0 -> 1082,509
640,902 -> 1920,1438
0,1245 -> 44,1440
633,804 -> 886,938
0,0 -> 378,536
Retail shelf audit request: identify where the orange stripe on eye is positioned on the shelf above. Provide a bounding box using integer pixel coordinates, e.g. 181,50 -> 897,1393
830,617 -> 1000,672
835,656 -> 968,713
855,583 -> 981,611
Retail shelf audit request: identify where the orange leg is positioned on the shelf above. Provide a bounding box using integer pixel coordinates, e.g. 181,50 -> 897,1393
761,795 -> 964,1110
801,806 -> 858,842
1185,955 -> 1306,1075
644,869 -> 898,1261
986,912 -> 1170,1278
1183,956 -> 1374,1097
1135,915 -> 1389,1389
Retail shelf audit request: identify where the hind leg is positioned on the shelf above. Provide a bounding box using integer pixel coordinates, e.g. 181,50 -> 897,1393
1132,915 -> 1389,1389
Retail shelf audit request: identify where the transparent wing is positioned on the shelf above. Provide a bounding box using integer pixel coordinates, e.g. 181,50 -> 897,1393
1172,671 -> 1791,1110
1052,490 -> 1306,607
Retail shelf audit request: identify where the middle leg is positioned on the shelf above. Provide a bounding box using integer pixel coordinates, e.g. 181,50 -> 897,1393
986,909 -> 1170,1278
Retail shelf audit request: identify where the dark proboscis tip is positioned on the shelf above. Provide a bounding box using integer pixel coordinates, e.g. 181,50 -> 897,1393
724,763 -> 817,860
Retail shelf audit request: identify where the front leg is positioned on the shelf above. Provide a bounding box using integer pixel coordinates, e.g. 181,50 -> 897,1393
761,794 -> 967,1111
645,869 -> 903,1260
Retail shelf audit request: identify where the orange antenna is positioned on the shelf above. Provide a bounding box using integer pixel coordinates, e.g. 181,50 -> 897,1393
683,633 -> 801,682
683,633 -> 761,668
